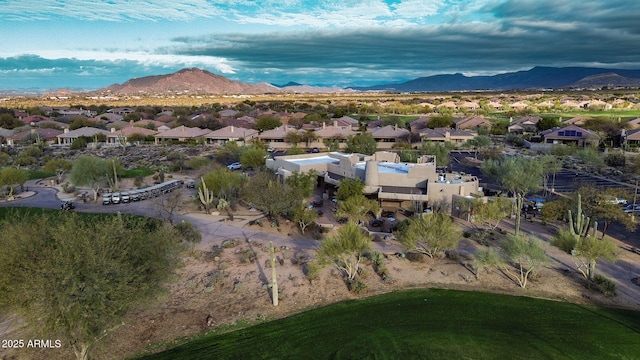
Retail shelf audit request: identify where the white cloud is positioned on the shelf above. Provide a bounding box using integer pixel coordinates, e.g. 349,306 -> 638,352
392,0 -> 445,18
18,50 -> 237,74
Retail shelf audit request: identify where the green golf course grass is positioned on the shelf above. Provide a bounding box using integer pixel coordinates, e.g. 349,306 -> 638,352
136,288 -> 640,360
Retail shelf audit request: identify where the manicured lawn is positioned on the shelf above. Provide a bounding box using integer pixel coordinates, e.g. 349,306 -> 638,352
136,289 -> 640,360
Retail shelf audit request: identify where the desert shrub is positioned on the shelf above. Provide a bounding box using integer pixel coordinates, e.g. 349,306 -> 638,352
357,267 -> 369,279
217,261 -> 229,270
368,251 -> 384,266
347,279 -> 367,294
205,270 -> 229,289
61,183 -> 75,193
405,252 -> 425,262
551,229 -> 577,254
604,152 -> 625,167
303,261 -> 321,281
238,249 -> 257,264
593,274 -> 617,296
203,246 -> 224,262
446,250 -> 460,261
221,238 -> 239,248
174,221 -> 202,244
311,231 -> 323,240
291,251 -> 309,265
463,231 -> 471,238
375,264 -> 388,278
70,137 -> 87,150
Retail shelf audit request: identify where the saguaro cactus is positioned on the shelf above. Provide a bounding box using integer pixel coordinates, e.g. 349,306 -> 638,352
198,177 -> 214,214
270,241 -> 279,306
568,194 -> 591,238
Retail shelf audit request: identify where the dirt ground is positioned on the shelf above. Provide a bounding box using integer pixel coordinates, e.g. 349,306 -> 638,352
3,197 -> 640,360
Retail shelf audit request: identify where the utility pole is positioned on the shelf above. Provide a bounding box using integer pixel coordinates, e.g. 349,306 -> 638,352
632,180 -> 638,223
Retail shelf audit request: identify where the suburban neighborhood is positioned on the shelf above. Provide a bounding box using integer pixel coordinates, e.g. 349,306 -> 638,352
1,91 -> 640,360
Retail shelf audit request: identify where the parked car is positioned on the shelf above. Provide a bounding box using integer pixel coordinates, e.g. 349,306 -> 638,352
102,194 -> 112,205
121,192 -> 131,203
227,162 -> 242,170
623,204 -> 640,214
111,192 -> 121,204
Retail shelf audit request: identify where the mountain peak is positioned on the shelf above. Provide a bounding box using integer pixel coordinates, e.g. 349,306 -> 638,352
96,68 -> 278,95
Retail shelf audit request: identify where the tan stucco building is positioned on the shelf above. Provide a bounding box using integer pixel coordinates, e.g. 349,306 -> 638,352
266,151 -> 479,211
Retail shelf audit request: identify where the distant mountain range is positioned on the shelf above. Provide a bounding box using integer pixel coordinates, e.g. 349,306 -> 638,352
87,66 -> 640,96
353,66 -> 640,92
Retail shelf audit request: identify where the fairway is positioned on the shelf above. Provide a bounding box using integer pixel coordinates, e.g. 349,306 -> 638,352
136,289 -> 640,360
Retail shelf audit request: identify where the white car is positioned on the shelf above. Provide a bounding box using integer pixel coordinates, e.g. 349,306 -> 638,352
227,162 -> 242,170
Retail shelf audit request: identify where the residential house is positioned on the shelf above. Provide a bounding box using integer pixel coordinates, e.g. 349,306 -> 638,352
542,125 -> 600,147
418,128 -> 477,146
94,113 -> 124,122
56,127 -> 110,145
313,123 -> 357,149
623,129 -> 640,146
562,116 -> 589,126
627,118 -> 640,129
369,125 -> 410,149
106,124 -> 157,145
21,115 -> 52,126
205,125 -> 259,146
507,116 -> 541,134
154,125 -> 211,144
257,125 -> 301,148
332,116 -> 359,131
0,128 -> 15,145
454,116 -> 491,130
6,128 -> 63,146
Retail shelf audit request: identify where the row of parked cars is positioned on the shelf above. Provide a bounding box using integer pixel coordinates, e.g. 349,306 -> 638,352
102,179 -> 184,205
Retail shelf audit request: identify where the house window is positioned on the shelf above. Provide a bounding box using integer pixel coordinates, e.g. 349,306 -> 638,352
558,131 -> 565,136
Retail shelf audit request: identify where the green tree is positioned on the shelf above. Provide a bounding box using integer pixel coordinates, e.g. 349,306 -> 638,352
0,167 -> 28,197
0,212 -> 182,360
501,234 -> 549,288
285,170 -> 317,199
481,157 -> 544,235
301,129 -> 319,148
335,194 -> 380,224
70,155 -> 109,201
0,113 -> 23,129
43,158 -> 73,183
426,114 -> 454,129
317,221 -> 371,282
284,131 -> 302,146
473,197 -> 512,231
241,170 -> 305,225
420,141 -> 453,167
345,133 -> 377,155
576,186 -> 635,239
335,178 -> 365,201
398,212 -> 461,258
574,235 -> 617,282
255,115 -> 282,131
292,204 -> 319,234
240,146 -> 268,169
201,168 -> 245,204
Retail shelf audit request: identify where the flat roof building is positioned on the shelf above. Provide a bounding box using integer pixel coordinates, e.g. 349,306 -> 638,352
266,151 -> 479,211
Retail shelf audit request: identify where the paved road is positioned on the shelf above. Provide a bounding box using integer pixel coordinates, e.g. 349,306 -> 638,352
0,180 -> 403,255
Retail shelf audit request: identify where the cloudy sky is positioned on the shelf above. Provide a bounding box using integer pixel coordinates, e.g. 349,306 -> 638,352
1,0 -> 639,90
